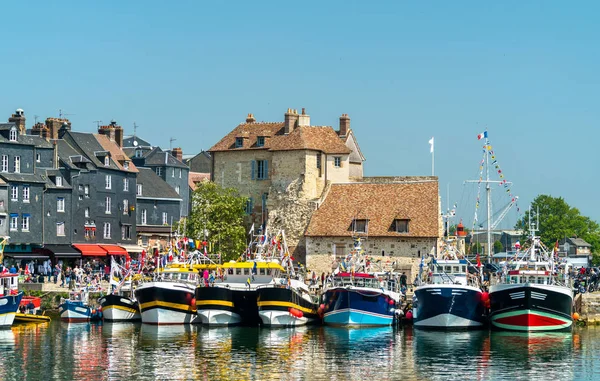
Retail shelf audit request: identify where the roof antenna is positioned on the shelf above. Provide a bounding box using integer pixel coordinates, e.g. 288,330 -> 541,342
170,137 -> 176,150
133,122 -> 139,137
34,115 -> 39,124
59,109 -> 75,119
93,120 -> 102,128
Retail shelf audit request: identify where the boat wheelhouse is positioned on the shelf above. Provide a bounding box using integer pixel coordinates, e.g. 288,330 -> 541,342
0,273 -> 23,328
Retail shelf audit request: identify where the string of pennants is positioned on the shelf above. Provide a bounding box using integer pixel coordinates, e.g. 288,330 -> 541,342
472,131 -> 520,232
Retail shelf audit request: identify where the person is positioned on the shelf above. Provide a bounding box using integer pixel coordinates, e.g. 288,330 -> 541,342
9,264 -> 17,274
321,272 -> 325,287
400,272 -> 407,288
27,301 -> 35,314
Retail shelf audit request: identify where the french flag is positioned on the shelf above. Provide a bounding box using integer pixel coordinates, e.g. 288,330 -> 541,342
514,241 -> 521,250
477,131 -> 488,140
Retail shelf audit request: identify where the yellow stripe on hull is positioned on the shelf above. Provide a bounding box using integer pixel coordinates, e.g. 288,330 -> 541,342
14,313 -> 51,323
196,300 -> 234,307
103,305 -> 139,314
139,300 -> 195,313
257,301 -> 316,314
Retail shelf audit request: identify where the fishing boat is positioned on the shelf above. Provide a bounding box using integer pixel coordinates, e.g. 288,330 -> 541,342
196,230 -> 286,326
59,288 -> 102,322
0,237 -> 24,328
412,224 -> 486,329
14,296 -> 51,323
321,237 -> 403,327
489,216 -> 573,331
99,257 -> 141,322
135,252 -> 217,325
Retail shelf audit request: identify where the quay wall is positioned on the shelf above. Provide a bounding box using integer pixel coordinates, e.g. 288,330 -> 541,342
579,293 -> 600,324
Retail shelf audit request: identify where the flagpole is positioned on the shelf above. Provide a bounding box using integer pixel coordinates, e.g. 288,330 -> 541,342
429,137 -> 435,176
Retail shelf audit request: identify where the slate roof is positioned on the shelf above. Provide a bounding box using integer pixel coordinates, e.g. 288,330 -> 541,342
143,147 -> 188,168
66,132 -> 135,173
55,139 -> 92,171
123,135 -> 152,148
136,168 -> 181,199
42,169 -> 73,189
0,124 -> 54,148
0,173 -> 48,184
305,180 -> 440,238
95,134 -> 139,173
209,122 -> 350,154
567,237 -> 591,247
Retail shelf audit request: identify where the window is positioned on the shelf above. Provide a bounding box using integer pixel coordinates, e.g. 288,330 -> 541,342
162,212 -> 168,225
123,199 -> 129,214
123,178 -> 129,191
156,167 -> 162,177
57,197 -> 65,212
179,169 -> 182,178
245,198 -> 253,215
21,215 -> 30,231
10,215 -> 18,231
172,168 -> 175,178
257,136 -> 265,147
84,185 -> 89,197
123,161 -> 129,170
135,149 -> 143,158
57,222 -> 65,236
334,157 -> 341,168
352,219 -> 369,233
175,185 -> 180,194
121,225 -> 131,240
84,207 -> 90,218
104,156 -> 110,166
1,155 -> 7,172
11,186 -> 18,201
235,137 -> 243,148
9,128 -> 17,141
0,217 -> 4,227
316,153 -> 322,176
103,222 -> 111,239
105,175 -> 112,189
56,176 -> 63,187
105,196 -> 111,214
394,219 -> 410,233
22,185 -> 30,203
251,160 -> 269,180
141,209 -> 147,225
36,153 -> 41,163
137,184 -> 142,196
14,156 -> 20,173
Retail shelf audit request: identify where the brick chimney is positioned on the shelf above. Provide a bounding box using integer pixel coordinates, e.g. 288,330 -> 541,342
32,122 -> 50,140
284,108 -> 298,134
339,114 -> 350,137
114,125 -> 124,147
246,113 -> 256,123
98,120 -> 118,142
8,109 -> 26,135
298,107 -> 310,127
172,147 -> 183,162
46,118 -> 71,139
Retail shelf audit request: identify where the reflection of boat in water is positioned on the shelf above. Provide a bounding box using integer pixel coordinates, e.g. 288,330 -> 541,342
102,321 -> 140,337
413,329 -> 488,354
323,326 -> 395,352
258,326 -> 309,348
0,328 -> 15,347
140,323 -> 193,340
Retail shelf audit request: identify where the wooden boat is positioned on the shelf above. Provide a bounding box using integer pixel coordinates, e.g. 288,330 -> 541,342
14,312 -> 51,323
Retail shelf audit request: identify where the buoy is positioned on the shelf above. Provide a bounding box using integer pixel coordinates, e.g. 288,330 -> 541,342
481,292 -> 489,302
388,299 -> 395,305
288,308 -> 303,318
191,298 -> 196,307
92,309 -> 96,315
573,312 -> 580,320
319,304 -> 325,310
97,306 -> 102,312
484,299 -> 491,309
405,310 -> 413,320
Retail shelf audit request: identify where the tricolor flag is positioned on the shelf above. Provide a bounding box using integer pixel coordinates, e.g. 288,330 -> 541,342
477,131 -> 488,140
514,241 -> 521,250
428,137 -> 434,153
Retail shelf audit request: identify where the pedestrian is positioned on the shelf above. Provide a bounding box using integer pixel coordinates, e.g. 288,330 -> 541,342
321,272 -> 325,287
400,272 -> 407,288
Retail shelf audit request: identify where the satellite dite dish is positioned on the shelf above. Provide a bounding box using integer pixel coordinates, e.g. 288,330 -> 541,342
133,140 -> 138,147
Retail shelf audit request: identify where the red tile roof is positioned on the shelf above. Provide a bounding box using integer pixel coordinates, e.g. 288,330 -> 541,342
189,171 -> 210,191
95,134 -> 139,173
305,180 -> 440,238
209,122 -> 350,154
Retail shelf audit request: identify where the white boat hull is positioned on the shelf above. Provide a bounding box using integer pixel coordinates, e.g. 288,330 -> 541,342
258,310 -> 312,327
103,307 -> 141,322
198,309 -> 241,326
0,311 -> 17,327
141,308 -> 200,325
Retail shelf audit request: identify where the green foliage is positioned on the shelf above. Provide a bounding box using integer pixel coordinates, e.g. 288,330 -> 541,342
471,242 -> 483,255
493,240 -> 504,254
186,182 -> 248,262
515,195 -> 600,253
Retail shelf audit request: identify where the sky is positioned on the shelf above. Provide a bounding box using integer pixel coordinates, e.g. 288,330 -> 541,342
1,1 -> 599,228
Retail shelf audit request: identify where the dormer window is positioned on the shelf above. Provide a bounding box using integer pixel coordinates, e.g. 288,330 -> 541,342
351,219 -> 368,233
123,161 -> 130,170
135,149 -> 143,158
9,128 -> 17,142
104,156 -> 110,167
257,136 -> 265,147
137,184 -> 143,196
235,137 -> 244,148
56,176 -> 63,187
393,219 -> 410,233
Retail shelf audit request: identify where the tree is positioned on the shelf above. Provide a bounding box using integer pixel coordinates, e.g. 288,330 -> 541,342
515,195 -> 600,254
186,182 -> 248,262
493,240 -> 504,254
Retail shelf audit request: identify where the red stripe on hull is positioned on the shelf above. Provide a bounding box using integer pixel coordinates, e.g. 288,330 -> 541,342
495,313 -> 565,327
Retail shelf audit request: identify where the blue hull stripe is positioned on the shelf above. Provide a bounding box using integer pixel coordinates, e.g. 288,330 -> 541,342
322,288 -> 396,327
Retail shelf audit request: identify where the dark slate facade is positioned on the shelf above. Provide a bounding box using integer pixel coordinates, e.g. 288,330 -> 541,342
136,168 -> 182,228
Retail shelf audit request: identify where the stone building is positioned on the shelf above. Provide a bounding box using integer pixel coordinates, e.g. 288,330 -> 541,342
304,177 -> 441,280
208,108 -> 365,263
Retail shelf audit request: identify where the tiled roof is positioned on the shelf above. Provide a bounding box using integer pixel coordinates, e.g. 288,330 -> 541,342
209,122 -> 350,154
136,168 -> 181,199
305,180 -> 440,238
95,134 -> 139,173
189,171 -> 210,191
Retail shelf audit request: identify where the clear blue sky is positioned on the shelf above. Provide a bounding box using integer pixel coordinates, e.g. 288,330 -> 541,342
2,1 -> 599,227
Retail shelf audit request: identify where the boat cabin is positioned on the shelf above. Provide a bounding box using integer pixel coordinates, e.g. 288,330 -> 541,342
219,261 -> 284,284
331,272 -> 401,294
156,267 -> 199,284
431,259 -> 471,286
0,273 -> 19,297
506,262 -> 552,285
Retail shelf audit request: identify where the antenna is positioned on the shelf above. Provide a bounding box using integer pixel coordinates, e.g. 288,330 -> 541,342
93,120 -> 102,128
170,137 -> 177,150
34,115 -> 39,124
133,122 -> 139,137
59,109 -> 75,119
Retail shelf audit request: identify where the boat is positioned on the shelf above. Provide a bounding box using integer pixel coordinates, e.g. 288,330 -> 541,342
14,312 -> 51,323
99,257 -> 141,322
321,237 -> 403,327
59,288 -> 103,322
0,237 -> 24,328
135,252 -> 217,325
489,215 -> 573,331
412,224 -> 486,329
196,230 -> 286,326
256,231 -> 320,327
14,296 -> 51,323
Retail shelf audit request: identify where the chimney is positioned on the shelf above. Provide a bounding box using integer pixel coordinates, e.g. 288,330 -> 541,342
32,122 -> 50,139
339,113 -> 350,137
9,108 -> 26,135
98,120 -> 117,142
58,121 -> 71,139
172,147 -> 183,162
246,113 -> 256,123
46,118 -> 70,139
284,108 -> 299,134
114,125 -> 123,147
53,140 -> 59,169
298,107 -> 310,127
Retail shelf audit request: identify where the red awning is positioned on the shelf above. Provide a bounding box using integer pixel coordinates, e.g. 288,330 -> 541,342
99,245 -> 128,256
72,244 -> 108,257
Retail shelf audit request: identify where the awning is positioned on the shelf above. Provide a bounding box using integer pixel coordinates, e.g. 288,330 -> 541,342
43,244 -> 81,258
99,245 -> 128,256
118,244 -> 145,253
72,244 -> 107,257
5,253 -> 50,260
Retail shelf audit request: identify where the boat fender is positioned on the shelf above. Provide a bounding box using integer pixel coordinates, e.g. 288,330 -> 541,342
288,308 -> 303,318
405,310 -> 413,320
191,298 -> 196,307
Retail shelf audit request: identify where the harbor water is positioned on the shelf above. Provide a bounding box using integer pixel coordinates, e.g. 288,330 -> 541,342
1,322 -> 599,380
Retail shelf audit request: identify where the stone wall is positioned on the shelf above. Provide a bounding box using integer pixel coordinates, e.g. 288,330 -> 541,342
324,154 -> 350,184
579,293 -> 600,324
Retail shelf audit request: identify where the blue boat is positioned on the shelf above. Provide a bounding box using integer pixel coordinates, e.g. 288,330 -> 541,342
0,273 -> 23,328
59,289 -> 102,323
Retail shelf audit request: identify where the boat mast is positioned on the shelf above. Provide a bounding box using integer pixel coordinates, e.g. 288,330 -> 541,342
485,140 -> 492,264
